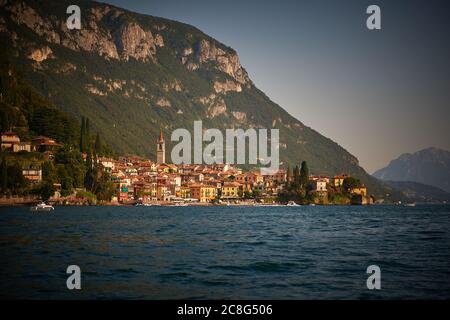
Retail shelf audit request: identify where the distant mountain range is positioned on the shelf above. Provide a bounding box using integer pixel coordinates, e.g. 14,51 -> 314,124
0,0 -> 402,199
383,181 -> 450,204
374,147 -> 450,193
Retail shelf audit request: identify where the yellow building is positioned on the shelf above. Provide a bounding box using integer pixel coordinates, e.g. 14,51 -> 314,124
332,174 -> 349,188
180,186 -> 191,199
351,186 -> 367,197
221,182 -> 240,199
189,184 -> 217,203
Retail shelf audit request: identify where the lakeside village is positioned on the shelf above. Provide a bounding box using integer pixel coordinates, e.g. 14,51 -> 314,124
0,120 -> 374,207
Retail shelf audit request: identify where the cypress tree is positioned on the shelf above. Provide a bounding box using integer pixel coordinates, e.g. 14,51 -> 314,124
94,132 -> 101,157
79,116 -> 85,153
293,165 -> 300,187
300,161 -> 309,188
85,117 -> 91,151
84,149 -> 94,191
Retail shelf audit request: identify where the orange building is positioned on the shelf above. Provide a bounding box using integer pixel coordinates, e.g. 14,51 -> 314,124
189,184 -> 217,203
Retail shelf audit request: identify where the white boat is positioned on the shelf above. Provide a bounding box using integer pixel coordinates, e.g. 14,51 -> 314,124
30,202 -> 54,212
175,202 -> 188,207
286,201 -> 300,206
405,203 -> 416,207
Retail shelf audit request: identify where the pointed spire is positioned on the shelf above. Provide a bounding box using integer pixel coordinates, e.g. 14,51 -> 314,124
159,129 -> 164,142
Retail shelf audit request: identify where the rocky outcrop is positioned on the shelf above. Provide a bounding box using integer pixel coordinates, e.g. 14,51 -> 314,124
214,80 -> 242,94
195,39 -> 250,84
156,97 -> 171,107
208,99 -> 227,118
86,84 -> 107,96
232,111 -> 247,122
155,34 -> 164,47
7,1 -> 60,44
163,80 -> 183,92
55,62 -> 77,74
198,94 -> 216,105
28,46 -> 53,62
4,2 -> 163,62
114,22 -> 157,62
198,94 -> 227,118
179,39 -> 250,85
92,76 -> 127,92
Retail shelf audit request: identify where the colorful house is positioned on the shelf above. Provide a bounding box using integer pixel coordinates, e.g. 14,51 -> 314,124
189,184 -> 217,203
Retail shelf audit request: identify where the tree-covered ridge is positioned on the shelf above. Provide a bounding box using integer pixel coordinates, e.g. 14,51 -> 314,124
0,53 -> 78,145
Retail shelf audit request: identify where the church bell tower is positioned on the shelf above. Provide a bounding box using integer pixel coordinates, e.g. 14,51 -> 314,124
156,130 -> 165,164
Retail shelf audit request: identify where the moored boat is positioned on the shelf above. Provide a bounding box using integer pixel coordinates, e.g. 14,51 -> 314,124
30,202 -> 54,212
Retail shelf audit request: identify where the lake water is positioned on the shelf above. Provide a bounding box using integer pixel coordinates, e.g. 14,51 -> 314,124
0,205 -> 449,299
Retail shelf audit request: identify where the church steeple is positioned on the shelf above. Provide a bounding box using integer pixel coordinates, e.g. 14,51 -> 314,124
156,129 -> 165,164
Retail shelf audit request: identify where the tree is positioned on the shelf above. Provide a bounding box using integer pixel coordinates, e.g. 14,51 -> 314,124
56,164 -> 74,196
84,150 -> 95,191
95,171 -> 115,201
300,161 -> 309,188
54,147 -> 86,188
39,181 -> 56,201
293,165 -> 300,187
79,116 -> 86,153
7,163 -> 27,193
343,177 -> 361,192
41,161 -> 57,184
85,117 -> 91,150
94,132 -> 101,155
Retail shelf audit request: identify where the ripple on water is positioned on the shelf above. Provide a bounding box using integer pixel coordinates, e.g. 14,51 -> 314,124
0,205 -> 449,299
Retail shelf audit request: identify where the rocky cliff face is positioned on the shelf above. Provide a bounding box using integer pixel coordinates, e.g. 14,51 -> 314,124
2,1 -> 248,84
0,0 -> 397,199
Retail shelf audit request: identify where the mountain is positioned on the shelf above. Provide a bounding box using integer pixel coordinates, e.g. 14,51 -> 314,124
374,148 -> 450,193
383,181 -> 450,204
0,0 -> 400,199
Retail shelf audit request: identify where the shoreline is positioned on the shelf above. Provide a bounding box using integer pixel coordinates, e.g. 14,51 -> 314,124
1,202 -> 437,208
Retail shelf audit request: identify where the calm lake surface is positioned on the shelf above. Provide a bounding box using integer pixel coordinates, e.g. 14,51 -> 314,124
0,205 -> 449,299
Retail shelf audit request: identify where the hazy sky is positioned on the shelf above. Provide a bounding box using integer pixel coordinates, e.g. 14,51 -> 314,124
103,0 -> 450,173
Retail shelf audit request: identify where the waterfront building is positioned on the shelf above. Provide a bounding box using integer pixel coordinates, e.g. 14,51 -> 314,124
189,184 -> 217,203
332,174 -> 350,188
313,178 -> 328,192
221,182 -> 240,200
350,185 -> 367,197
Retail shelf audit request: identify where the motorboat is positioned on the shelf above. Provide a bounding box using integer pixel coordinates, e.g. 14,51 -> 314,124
286,201 -> 300,206
30,202 -> 55,212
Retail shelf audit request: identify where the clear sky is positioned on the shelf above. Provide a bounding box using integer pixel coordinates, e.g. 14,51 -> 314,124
102,0 -> 450,173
